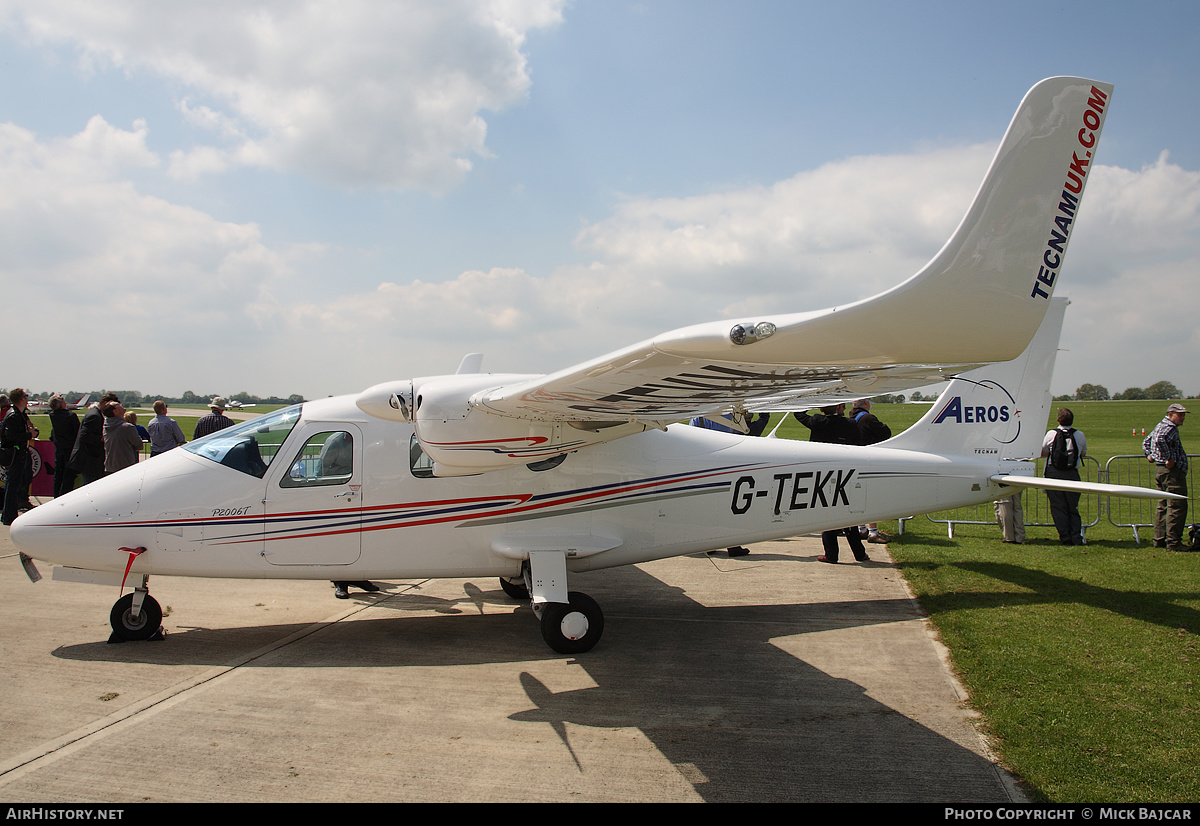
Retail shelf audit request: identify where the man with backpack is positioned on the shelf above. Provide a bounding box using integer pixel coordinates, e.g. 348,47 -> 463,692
1041,408 -> 1087,545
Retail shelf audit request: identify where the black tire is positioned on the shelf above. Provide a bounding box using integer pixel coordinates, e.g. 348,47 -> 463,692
499,576 -> 529,600
540,591 -> 603,654
109,593 -> 163,641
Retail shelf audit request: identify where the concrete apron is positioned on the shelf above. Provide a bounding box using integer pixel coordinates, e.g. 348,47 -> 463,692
0,525 -> 1021,803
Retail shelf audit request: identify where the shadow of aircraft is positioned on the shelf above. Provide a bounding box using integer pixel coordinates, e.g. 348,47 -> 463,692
51,561 -> 1011,802
923,560 -> 1200,634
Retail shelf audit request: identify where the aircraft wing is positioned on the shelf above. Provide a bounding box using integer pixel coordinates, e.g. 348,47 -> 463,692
358,77 -> 1112,475
474,320 -> 980,423
474,76 -> 1112,425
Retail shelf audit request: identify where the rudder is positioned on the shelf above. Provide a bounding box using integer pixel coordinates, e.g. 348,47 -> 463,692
884,297 -> 1066,459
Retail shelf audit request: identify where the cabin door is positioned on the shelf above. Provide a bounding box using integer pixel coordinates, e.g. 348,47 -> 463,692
262,424 -> 364,567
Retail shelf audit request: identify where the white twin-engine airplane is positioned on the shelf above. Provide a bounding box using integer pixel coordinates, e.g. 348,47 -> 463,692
11,77 -> 1177,654
27,394 -> 90,411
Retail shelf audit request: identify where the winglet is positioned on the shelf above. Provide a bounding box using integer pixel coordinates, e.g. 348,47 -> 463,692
473,79 -> 1113,425
686,77 -> 1114,367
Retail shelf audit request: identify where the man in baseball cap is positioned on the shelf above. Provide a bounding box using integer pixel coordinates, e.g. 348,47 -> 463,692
1144,403 -> 1190,550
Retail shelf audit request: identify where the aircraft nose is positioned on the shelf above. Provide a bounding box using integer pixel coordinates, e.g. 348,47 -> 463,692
9,505 -> 38,549
9,493 -> 73,560
9,464 -> 147,570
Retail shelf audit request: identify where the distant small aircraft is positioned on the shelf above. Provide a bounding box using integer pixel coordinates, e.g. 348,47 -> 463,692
227,400 -> 256,409
26,395 -> 90,411
14,77 -> 1172,654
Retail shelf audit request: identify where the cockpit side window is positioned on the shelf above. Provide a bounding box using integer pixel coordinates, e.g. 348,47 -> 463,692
281,431 -> 354,487
184,405 -> 301,478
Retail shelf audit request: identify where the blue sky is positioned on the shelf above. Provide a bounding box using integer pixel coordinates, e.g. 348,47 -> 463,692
2,0 -> 1199,401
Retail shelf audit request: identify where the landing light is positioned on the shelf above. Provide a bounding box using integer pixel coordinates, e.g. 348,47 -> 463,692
730,321 -> 776,345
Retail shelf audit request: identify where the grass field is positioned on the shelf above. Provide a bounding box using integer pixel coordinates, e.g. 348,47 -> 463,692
776,400 -> 1200,803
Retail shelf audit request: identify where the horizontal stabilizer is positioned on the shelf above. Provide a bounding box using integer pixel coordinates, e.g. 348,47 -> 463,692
990,475 -> 1185,500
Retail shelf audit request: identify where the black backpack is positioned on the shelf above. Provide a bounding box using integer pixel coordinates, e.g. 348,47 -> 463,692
1049,427 -> 1077,471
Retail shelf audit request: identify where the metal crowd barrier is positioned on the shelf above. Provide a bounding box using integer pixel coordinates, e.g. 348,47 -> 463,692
898,454 -> 1198,543
1105,453 -> 1197,544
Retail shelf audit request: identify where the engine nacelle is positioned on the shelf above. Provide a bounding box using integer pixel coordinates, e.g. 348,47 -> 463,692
357,374 -> 652,475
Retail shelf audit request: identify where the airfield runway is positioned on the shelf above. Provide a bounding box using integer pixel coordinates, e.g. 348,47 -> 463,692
0,523 -> 1024,803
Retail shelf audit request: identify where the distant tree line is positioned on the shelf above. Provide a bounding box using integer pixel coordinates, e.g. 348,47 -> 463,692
7,389 -> 306,407
874,382 -> 1190,405
1055,381 -> 1187,402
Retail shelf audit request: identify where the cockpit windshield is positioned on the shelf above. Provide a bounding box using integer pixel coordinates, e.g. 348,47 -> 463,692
183,405 -> 302,478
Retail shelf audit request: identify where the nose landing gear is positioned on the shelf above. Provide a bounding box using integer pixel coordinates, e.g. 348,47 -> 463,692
108,573 -> 164,643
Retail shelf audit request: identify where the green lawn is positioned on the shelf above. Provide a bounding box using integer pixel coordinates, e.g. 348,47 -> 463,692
776,400 -> 1200,802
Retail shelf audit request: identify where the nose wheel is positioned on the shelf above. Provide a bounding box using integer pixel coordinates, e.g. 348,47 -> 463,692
109,590 -> 164,642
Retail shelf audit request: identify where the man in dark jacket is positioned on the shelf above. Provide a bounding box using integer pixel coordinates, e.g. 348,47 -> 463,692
48,395 -> 80,497
851,399 -> 892,445
795,404 -> 868,564
2,388 -> 39,525
70,393 -> 118,486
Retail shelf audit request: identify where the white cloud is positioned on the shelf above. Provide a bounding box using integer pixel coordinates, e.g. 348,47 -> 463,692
1,0 -> 566,191
5,107 -> 1199,400
576,144 -> 994,315
1053,154 -> 1200,395
0,116 -> 304,394
563,150 -> 1200,398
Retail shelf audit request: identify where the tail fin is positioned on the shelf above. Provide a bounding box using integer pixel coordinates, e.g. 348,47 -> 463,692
884,297 -> 1066,459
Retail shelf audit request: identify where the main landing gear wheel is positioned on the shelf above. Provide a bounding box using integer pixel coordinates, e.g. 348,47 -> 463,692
109,593 -> 163,641
499,576 -> 529,600
540,591 -> 604,654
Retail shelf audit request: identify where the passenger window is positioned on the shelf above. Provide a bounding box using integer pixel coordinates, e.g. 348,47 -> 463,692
281,431 -> 354,487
